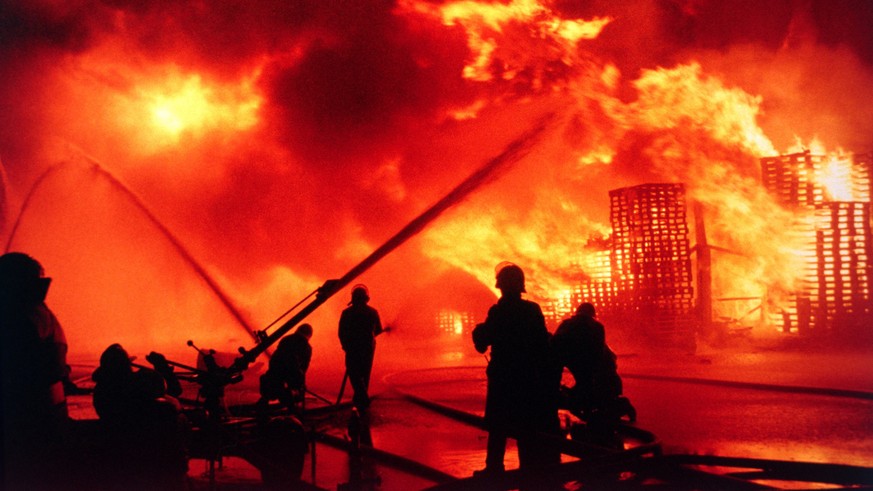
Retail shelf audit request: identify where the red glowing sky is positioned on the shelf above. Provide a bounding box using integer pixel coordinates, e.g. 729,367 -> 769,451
1,0 -> 872,361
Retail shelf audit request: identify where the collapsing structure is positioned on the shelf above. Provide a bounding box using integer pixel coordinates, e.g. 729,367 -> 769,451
761,151 -> 873,335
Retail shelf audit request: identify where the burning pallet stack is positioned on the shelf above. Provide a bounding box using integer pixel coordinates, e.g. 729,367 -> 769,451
575,237 -> 615,314
545,184 -> 697,348
606,183 -> 696,346
761,151 -> 873,335
543,183 -> 696,347
437,310 -> 477,335
542,237 -> 614,324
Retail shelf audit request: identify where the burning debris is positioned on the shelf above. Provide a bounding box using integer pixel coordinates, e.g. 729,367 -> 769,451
762,151 -> 873,335
542,183 -> 695,349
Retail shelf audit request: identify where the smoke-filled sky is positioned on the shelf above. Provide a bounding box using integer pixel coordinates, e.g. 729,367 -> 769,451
1,0 -> 872,361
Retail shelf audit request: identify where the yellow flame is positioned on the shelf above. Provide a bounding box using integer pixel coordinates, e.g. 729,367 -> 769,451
786,135 -> 827,154
778,138 -> 861,202
453,316 -> 465,335
632,63 -> 776,156
550,17 -> 612,43
818,155 -> 853,201
144,73 -> 261,140
440,0 -> 544,30
399,0 -> 611,82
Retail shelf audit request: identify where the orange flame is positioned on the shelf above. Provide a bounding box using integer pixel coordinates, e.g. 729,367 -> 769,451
9,0 -> 869,349
122,70 -> 262,152
631,63 -> 776,157
399,0 -> 611,82
818,155 -> 854,201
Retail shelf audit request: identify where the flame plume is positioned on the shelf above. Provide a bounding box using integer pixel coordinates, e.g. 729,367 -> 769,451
0,0 -> 871,359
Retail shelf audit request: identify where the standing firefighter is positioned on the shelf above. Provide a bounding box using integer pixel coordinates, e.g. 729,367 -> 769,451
0,252 -> 72,488
472,262 -> 561,476
338,285 -> 382,411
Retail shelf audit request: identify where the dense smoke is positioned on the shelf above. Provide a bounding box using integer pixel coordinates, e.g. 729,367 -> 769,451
1,0 -> 871,361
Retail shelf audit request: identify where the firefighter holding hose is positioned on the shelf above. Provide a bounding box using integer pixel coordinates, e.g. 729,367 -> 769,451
472,262 -> 561,476
338,284 -> 383,411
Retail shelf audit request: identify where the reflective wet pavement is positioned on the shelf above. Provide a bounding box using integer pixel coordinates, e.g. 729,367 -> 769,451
65,337 -> 873,490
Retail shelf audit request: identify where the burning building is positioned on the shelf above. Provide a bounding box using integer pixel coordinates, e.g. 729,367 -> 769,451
761,151 -> 873,335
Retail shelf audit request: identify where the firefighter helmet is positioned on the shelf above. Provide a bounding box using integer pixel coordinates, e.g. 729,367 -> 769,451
576,302 -> 596,318
0,252 -> 50,304
350,284 -> 370,305
494,262 -> 526,293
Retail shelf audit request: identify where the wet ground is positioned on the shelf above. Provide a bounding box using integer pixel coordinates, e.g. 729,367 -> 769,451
65,334 -> 873,489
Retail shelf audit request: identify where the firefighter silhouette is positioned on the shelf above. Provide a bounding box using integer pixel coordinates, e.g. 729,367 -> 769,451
472,262 -> 561,475
338,285 -> 383,411
257,323 -> 313,416
0,252 -> 72,488
552,302 -> 635,447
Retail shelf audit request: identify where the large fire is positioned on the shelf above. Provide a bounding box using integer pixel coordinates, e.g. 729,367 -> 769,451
1,0 -> 871,360
399,0 -> 612,82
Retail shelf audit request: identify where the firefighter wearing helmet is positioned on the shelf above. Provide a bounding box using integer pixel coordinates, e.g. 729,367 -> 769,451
0,252 -> 72,488
494,262 -> 526,293
471,262 -> 561,476
338,284 -> 383,411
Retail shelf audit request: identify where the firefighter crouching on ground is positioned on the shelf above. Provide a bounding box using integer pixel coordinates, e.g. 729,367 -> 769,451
552,302 -> 635,447
257,323 -> 313,417
91,343 -> 190,490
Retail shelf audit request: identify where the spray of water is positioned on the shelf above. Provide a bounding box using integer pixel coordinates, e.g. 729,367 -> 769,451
233,111 -> 559,371
4,155 -> 257,343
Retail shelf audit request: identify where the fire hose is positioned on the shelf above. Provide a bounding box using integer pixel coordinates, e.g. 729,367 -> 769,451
226,112 -> 558,379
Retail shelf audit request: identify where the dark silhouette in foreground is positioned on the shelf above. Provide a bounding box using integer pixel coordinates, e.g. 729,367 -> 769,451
0,252 -> 76,489
179,345 -> 308,489
258,323 -> 313,418
552,302 -> 636,447
91,343 -> 190,490
339,285 -> 383,411
472,262 -> 561,476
